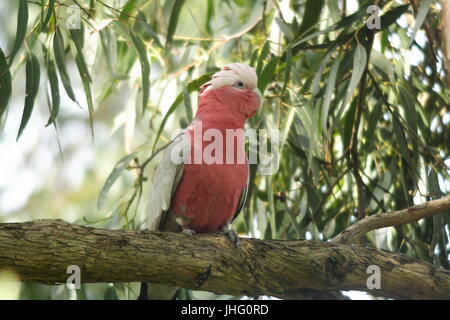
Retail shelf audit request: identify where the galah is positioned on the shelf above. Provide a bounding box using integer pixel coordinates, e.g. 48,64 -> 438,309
139,63 -> 261,300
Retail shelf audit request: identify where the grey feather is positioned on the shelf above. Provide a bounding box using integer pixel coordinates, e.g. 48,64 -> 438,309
146,132 -> 190,231
231,164 -> 250,222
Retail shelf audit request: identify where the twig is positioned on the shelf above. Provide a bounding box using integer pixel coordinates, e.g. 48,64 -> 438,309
332,193 -> 450,244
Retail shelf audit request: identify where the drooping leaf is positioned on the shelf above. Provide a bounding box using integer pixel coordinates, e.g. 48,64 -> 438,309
321,57 -> 340,133
311,51 -> 333,97
183,86 -> 193,123
97,152 -> 137,210
258,58 -> 278,93
9,0 -> 29,66
256,41 -> 270,77
364,101 -> 382,151
379,4 -> 410,30
53,28 -> 77,103
275,17 -> 294,41
282,47 -> 292,93
291,9 -> 364,48
119,0 -> 139,21
408,0 -> 433,47
129,31 -> 150,115
43,47 -> 60,127
330,44 -> 367,134
70,26 -> 95,138
343,100 -> 357,150
165,0 -> 186,51
296,0 -> 325,38
41,0 -> 55,32
370,50 -> 394,82
134,11 -> 163,48
0,47 -> 12,123
17,52 -> 40,141
151,73 -> 213,152
398,84 -> 417,138
70,27 -> 92,83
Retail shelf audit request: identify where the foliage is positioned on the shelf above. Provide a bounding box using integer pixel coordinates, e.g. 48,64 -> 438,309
0,0 -> 449,299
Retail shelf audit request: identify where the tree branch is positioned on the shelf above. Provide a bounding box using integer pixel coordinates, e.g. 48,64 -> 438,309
332,194 -> 450,245
0,219 -> 449,299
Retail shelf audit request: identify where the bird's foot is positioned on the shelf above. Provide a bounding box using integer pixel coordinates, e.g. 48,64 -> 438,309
182,228 -> 196,237
219,228 -> 240,248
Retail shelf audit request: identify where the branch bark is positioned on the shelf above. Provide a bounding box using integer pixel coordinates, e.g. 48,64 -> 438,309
332,194 -> 450,244
0,219 -> 449,299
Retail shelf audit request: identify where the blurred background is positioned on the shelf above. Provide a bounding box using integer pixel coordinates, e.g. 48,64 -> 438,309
0,0 -> 449,299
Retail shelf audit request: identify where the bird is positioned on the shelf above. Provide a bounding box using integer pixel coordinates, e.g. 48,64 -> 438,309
139,63 -> 261,300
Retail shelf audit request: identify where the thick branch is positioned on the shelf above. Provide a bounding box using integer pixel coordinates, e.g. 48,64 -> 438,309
0,219 -> 449,299
332,194 -> 450,244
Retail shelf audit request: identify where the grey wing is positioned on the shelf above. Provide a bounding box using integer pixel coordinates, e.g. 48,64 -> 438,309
146,133 -> 189,231
231,164 -> 250,223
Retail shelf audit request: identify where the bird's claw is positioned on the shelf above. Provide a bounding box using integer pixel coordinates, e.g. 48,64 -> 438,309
182,228 -> 196,237
219,229 -> 240,248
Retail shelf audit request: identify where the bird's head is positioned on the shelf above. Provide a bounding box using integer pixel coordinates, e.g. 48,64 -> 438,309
197,63 -> 261,125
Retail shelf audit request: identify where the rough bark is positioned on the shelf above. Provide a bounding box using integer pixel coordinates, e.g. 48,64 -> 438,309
0,219 -> 449,299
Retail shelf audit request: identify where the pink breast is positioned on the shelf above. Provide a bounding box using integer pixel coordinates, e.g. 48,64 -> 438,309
170,162 -> 248,233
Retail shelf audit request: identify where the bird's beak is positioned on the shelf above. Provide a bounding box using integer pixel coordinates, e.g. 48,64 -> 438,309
253,88 -> 262,105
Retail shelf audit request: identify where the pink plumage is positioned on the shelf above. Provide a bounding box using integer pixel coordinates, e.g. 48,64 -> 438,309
147,63 -> 261,234
142,63 -> 261,300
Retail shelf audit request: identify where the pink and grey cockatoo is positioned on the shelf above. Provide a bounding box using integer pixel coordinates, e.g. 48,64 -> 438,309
139,63 -> 261,300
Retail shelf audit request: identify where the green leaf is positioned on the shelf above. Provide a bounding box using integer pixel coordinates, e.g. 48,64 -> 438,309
129,31 -> 150,115
97,152 -> 137,210
370,50 -> 394,82
0,47 -> 12,123
297,0 -> 324,38
151,73 -> 213,152
258,58 -> 278,93
70,26 -> 95,138
166,0 -> 186,51
330,44 -> 366,134
427,168 -> 443,255
282,47 -> 292,93
275,17 -> 294,40
408,0 -> 432,47
44,48 -> 60,127
343,100 -> 357,150
53,28 -> 77,103
256,41 -> 270,77
41,0 -> 55,32
321,57 -> 340,133
311,51 -> 333,97
134,11 -> 163,48
379,4 -> 410,30
9,0 -> 29,66
70,27 -> 92,83
291,8 -> 363,48
17,52 -> 40,141
398,85 -> 417,137
186,71 -> 216,91
183,86 -> 193,123
364,101 -> 382,151
391,110 -> 410,165
120,0 -> 139,21
152,93 -> 183,153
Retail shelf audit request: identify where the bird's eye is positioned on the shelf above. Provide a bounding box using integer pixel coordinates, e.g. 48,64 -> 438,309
233,81 -> 245,89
